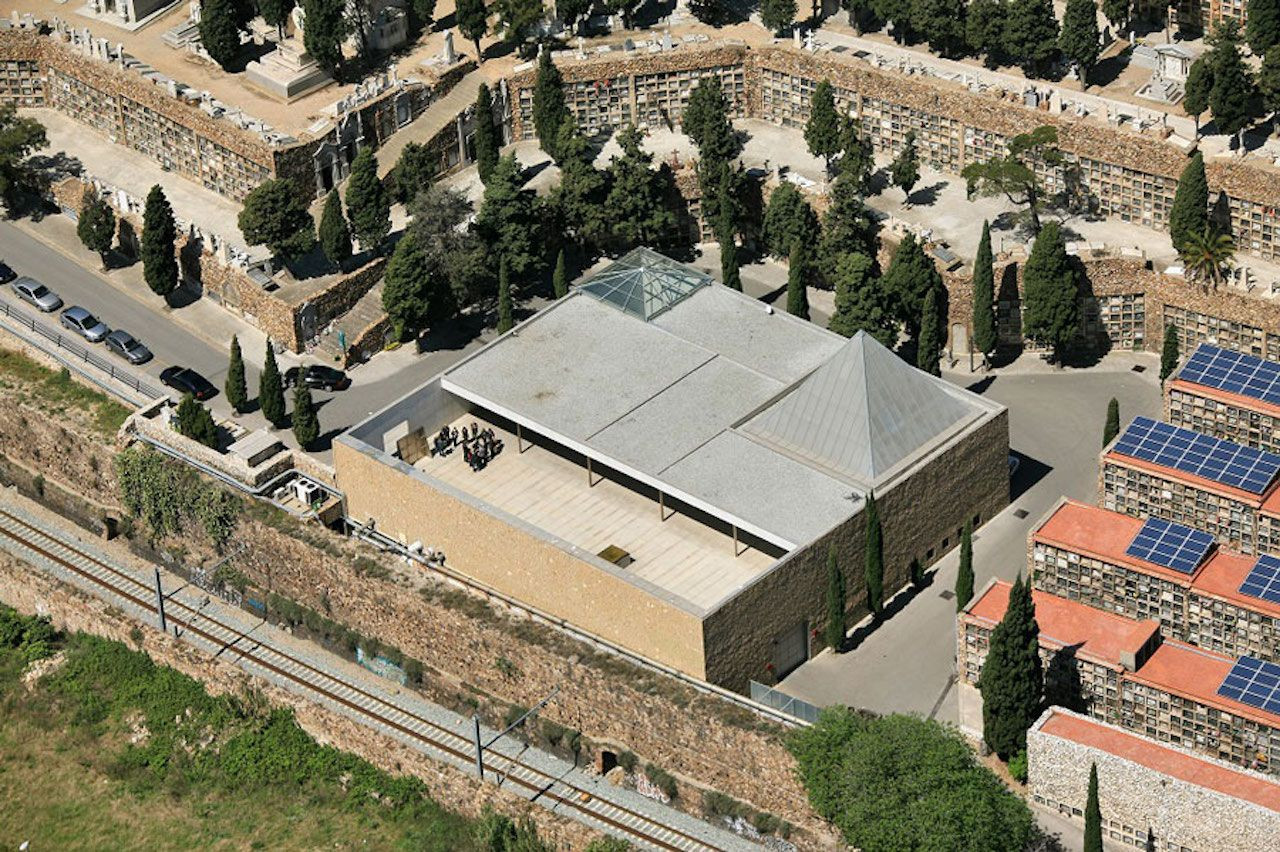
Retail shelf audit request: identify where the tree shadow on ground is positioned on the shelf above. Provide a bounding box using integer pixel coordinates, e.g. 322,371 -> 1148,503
417,310 -> 488,354
1087,50 -> 1131,89
905,181 -> 947,207
965,374 -> 997,395
308,426 -> 347,453
839,571 -> 936,654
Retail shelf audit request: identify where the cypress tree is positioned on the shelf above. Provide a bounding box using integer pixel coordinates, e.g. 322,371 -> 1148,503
980,574 -> 1043,759
1059,0 -> 1101,86
552,248 -> 568,298
882,233 -> 943,337
292,381 -> 320,450
804,80 -> 842,175
763,182 -> 818,260
1006,0 -> 1059,78
302,0 -> 347,79
889,131 -> 920,204
318,189 -> 352,269
141,184 -> 178,299
76,188 -> 115,269
474,83 -> 501,184
909,557 -> 925,587
1021,221 -> 1079,364
828,252 -> 896,346
1210,31 -> 1257,148
786,241 -> 811,320
259,342 -> 286,427
956,522 -> 974,612
825,545 -> 846,652
1103,397 -> 1120,447
226,335 -> 248,414
864,491 -> 884,618
972,220 -> 998,360
532,49 -> 570,160
175,394 -> 218,448
238,179 -> 316,260
1184,56 -> 1213,136
1169,152 -> 1208,252
1160,325 -> 1180,381
345,147 -> 391,250
1083,763 -> 1103,852
497,258 -> 514,333
393,142 -> 437,204
917,285 -> 943,376
721,237 -> 742,291
476,154 -> 542,280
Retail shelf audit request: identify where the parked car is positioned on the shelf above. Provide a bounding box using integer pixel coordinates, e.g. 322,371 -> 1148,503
11,277 -> 63,312
59,305 -> 109,342
284,365 -> 350,392
160,366 -> 217,400
103,329 -> 152,365
0,260 -> 16,285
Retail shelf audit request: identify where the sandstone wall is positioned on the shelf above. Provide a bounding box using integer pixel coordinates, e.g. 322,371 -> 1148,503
0,545 -> 599,850
1028,709 -> 1280,852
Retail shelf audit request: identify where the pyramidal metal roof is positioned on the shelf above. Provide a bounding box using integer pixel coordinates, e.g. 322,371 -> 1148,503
576,247 -> 713,321
740,331 -> 983,486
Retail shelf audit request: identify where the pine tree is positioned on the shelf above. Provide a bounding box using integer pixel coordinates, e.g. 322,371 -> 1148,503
318,189 -> 352,269
76,188 -> 115,269
226,335 -> 248,414
175,394 -> 219,448
605,125 -> 677,251
552,123 -> 608,253
980,574 -> 1043,759
302,0 -> 347,79
199,0 -> 243,69
1102,0 -> 1129,31
292,381 -> 320,450
761,0 -> 797,34
1021,221 -> 1079,363
966,0 -> 1008,67
882,233 -> 943,336
1103,397 -> 1120,447
532,50 -> 571,160
456,0 -> 488,62
1160,324 -> 1180,381
553,248 -> 568,297
805,80 -> 842,175
1006,0 -> 1059,78
384,230 -> 452,338
1169,152 -> 1208,252
917,285 -> 943,376
864,491 -> 884,617
837,117 -> 875,196
1059,0 -> 1101,86
345,147 -> 391,251
683,77 -> 739,170
911,0 -> 968,57
258,0 -> 296,38
956,522 -> 975,612
1249,0 -> 1280,56
474,83 -> 501,184
476,154 -> 542,280
889,131 -> 921,204
497,258 -> 514,333
1260,46 -> 1280,120
825,546 -> 846,651
1083,763 -> 1103,852
493,0 -> 541,49
259,342 -> 286,427
828,252 -> 896,345
972,220 -> 998,360
141,184 -> 178,298
786,241 -> 811,320
818,167 -> 879,286
238,179 -> 316,260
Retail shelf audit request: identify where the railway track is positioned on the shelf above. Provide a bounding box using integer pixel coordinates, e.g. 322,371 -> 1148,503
0,505 -> 750,852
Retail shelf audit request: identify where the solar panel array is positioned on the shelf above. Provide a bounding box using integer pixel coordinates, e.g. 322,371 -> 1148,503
1217,655 -> 1280,716
1239,554 -> 1280,605
1124,517 -> 1216,574
1111,417 -> 1280,495
1179,343 -> 1280,406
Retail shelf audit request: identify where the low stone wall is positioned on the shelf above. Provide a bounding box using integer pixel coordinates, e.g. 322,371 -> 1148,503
305,255 -> 388,329
1028,708 -> 1280,852
0,544 -> 599,850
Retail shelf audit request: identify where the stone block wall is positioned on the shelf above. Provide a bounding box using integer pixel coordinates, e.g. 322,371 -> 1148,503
703,409 -> 1009,691
305,255 -> 388,331
1028,709 -> 1280,852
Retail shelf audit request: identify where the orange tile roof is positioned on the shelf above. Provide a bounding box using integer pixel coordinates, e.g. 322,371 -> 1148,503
1169,377 -> 1280,422
1034,500 -> 1280,619
1125,641 -> 1280,730
1038,709 -> 1280,813
966,581 -> 1160,670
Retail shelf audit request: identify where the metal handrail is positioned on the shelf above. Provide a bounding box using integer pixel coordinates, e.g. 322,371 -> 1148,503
0,299 -> 164,403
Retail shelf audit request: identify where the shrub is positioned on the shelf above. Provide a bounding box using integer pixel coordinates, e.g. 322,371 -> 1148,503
617,750 -> 637,772
644,763 -> 679,800
1008,749 -> 1028,784
403,658 -> 424,685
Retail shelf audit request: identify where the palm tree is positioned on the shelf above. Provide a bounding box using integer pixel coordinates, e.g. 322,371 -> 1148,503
1179,227 -> 1235,290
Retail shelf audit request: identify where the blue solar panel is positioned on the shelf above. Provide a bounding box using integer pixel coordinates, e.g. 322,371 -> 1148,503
1239,554 -> 1280,604
1124,517 -> 1215,574
1217,656 -> 1280,716
1179,343 -> 1280,407
1111,417 -> 1280,495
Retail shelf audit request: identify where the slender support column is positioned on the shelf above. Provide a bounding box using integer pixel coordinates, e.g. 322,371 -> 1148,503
154,568 -> 166,633
473,715 -> 484,781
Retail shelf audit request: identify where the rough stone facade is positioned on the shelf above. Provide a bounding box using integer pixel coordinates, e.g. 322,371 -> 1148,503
0,545 -> 600,851
1028,708 -> 1280,852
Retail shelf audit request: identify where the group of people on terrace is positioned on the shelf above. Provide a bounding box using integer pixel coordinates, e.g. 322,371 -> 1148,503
430,422 -> 505,472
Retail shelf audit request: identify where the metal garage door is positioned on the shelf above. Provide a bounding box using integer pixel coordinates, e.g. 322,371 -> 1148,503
772,621 -> 809,679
